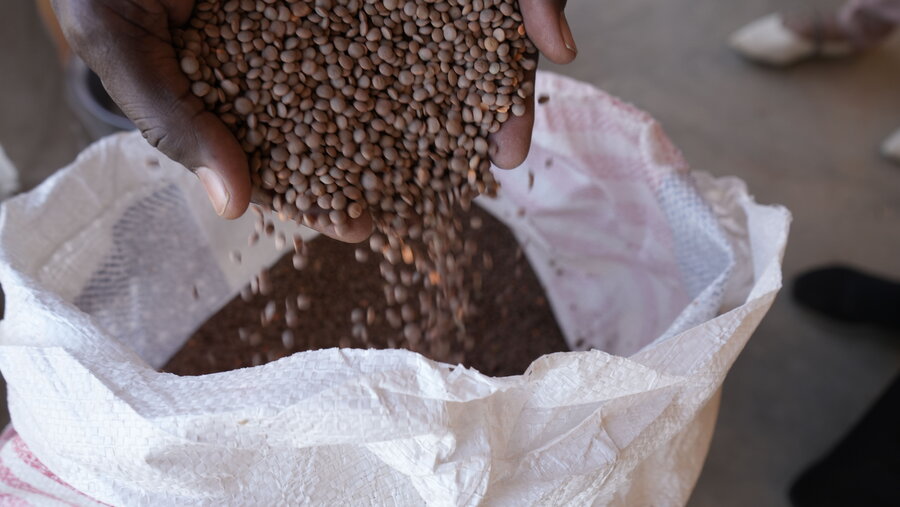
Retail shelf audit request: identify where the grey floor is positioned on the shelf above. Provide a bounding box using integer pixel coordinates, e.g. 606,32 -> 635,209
2,1 -> 900,506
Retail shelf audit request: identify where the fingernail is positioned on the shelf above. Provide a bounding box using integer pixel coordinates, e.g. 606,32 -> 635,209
560,13 -> 577,56
196,166 -> 230,216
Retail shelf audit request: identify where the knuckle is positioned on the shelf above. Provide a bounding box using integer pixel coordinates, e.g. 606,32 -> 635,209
140,122 -> 193,168
140,125 -> 166,151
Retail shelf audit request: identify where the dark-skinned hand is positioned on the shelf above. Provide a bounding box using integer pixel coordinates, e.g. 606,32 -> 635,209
53,0 -> 577,242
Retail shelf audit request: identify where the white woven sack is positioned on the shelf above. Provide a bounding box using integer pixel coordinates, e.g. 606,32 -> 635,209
0,72 -> 789,506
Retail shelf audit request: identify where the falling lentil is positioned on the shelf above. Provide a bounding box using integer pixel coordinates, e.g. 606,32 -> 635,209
175,0 -> 538,361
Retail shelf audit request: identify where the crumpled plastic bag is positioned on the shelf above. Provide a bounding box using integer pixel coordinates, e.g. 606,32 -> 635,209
0,72 -> 789,506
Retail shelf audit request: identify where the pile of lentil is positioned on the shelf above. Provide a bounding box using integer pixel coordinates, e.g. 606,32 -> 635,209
173,0 -> 538,361
166,206 -> 569,377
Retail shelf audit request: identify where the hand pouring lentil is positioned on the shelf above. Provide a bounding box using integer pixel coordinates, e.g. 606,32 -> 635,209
171,0 -> 548,367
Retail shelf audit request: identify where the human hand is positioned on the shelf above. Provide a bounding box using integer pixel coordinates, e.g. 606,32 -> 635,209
489,0 -> 577,169
52,0 -> 374,242
53,0 -> 572,241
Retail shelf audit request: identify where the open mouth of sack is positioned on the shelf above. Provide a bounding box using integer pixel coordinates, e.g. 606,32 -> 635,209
164,205 -> 570,378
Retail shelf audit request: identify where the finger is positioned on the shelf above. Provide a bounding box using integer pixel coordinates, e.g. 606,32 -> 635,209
62,1 -> 251,219
519,0 -> 577,64
489,65 -> 537,169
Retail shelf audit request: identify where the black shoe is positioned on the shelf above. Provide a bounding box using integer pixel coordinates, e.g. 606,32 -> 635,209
789,375 -> 900,506
793,266 -> 900,332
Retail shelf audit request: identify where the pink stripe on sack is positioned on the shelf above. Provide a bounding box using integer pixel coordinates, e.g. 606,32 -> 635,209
0,429 -> 29,506
0,454 -> 77,507
8,432 -> 110,507
0,492 -> 31,506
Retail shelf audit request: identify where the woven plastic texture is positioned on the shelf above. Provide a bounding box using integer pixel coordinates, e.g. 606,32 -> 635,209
0,72 -> 790,506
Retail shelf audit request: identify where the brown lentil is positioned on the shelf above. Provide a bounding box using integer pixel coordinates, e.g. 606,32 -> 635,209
174,0 -> 537,361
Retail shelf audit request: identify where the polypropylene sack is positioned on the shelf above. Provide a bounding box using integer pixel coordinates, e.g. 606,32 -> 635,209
0,72 -> 790,506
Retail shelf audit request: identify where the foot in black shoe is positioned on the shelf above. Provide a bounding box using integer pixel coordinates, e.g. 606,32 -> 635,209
789,376 -> 900,507
792,266 -> 900,331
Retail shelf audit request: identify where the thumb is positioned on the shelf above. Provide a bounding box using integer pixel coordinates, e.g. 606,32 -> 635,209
151,108 -> 251,220
112,50 -> 251,220
519,0 -> 577,64
60,0 -> 251,219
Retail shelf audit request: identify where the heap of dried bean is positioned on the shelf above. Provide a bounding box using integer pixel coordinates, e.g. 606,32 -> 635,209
174,0 -> 536,362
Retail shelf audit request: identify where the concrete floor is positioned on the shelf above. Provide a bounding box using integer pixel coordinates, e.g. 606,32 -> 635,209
1,1 -> 900,506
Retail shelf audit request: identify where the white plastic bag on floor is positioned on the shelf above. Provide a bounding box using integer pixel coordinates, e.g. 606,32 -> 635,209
0,72 -> 789,506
